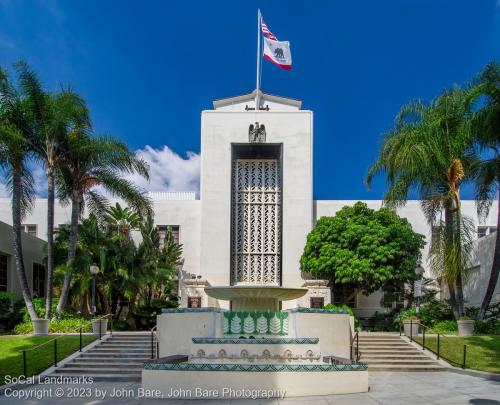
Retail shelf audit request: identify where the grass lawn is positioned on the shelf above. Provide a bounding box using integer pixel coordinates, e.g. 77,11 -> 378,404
414,335 -> 500,373
0,335 -> 97,385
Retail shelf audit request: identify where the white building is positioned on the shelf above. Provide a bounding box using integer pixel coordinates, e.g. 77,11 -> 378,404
0,90 -> 498,315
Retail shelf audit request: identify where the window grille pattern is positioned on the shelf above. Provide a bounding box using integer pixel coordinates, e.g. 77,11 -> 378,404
231,159 -> 281,285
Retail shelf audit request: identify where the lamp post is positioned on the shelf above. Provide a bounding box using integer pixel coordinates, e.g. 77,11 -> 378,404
414,261 -> 425,318
90,263 -> 99,316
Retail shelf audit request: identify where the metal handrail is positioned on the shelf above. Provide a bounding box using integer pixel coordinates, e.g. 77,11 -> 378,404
350,331 -> 360,363
150,325 -> 160,359
20,324 -> 93,376
405,319 -> 467,369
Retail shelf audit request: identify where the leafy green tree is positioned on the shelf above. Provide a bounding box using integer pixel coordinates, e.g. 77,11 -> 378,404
366,86 -> 478,318
472,61 -> 500,319
300,202 -> 425,295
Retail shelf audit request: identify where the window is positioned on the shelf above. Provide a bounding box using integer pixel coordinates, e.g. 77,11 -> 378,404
157,225 -> 180,247
0,254 -> 7,292
478,226 -> 496,239
188,296 -> 201,308
32,263 -> 46,298
21,224 -> 37,237
333,284 -> 356,308
310,297 -> 324,309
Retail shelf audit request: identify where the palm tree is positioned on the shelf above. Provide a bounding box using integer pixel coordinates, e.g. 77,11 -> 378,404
16,61 -> 91,319
366,86 -> 477,318
55,135 -> 151,314
0,67 -> 38,320
473,61 -> 500,320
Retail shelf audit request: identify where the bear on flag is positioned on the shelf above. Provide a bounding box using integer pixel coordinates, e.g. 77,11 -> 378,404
261,15 -> 292,70
263,37 -> 292,70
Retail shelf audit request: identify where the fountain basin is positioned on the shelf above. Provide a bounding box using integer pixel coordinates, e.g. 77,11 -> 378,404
205,285 -> 307,311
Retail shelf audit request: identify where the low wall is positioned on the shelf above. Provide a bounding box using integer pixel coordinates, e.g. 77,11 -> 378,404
142,365 -> 368,398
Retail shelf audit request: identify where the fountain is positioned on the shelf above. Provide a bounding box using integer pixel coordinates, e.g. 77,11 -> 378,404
142,284 -> 368,398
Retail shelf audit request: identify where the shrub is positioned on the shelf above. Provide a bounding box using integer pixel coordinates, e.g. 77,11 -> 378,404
14,313 -> 92,334
324,304 -> 360,330
420,300 -> 453,326
393,307 -> 418,328
474,320 -> 500,335
0,292 -> 15,317
133,299 -> 180,330
428,320 -> 457,334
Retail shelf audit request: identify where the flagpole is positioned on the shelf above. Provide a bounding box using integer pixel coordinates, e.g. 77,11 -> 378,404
255,9 -> 261,110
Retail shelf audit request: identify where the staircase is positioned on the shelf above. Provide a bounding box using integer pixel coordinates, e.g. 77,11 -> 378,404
358,333 -> 445,371
53,332 -> 154,381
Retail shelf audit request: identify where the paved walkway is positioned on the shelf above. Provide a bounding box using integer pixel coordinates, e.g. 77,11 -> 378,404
0,372 -> 499,404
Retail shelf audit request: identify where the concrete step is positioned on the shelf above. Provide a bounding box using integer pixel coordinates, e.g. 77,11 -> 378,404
359,346 -> 419,350
361,355 -> 430,360
97,343 -> 153,348
65,362 -> 144,368
364,359 -> 439,365
74,357 -> 150,363
56,368 -> 142,375
80,353 -> 151,359
54,372 -> 141,382
89,348 -> 150,353
368,365 -> 445,372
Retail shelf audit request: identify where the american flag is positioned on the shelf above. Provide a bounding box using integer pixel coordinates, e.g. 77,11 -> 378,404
261,18 -> 277,41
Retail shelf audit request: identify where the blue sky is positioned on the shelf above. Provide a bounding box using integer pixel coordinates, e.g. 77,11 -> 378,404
0,0 -> 499,199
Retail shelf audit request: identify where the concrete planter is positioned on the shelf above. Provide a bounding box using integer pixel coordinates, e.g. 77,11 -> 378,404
92,319 -> 108,336
458,319 -> 474,337
403,320 -> 419,337
32,318 -> 49,335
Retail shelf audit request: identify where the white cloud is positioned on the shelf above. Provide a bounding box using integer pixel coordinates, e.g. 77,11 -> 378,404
127,145 -> 200,195
0,146 -> 200,198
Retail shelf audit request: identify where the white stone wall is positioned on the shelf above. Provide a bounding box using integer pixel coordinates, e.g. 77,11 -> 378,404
0,221 -> 47,299
200,104 -> 313,300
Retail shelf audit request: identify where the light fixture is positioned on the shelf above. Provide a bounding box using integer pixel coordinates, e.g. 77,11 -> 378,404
415,261 -> 425,277
90,263 -> 99,275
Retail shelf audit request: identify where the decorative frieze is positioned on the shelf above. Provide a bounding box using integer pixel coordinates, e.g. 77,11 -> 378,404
222,311 -> 288,335
192,337 -> 319,344
143,363 -> 368,372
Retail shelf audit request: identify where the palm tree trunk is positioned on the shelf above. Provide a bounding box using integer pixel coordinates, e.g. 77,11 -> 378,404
444,207 -> 461,318
45,169 -> 55,319
56,194 -> 80,314
478,186 -> 500,319
455,276 -> 465,317
446,281 -> 459,319
12,170 -> 37,320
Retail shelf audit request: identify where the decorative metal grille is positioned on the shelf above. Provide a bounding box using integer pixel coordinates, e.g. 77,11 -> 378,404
231,159 -> 281,285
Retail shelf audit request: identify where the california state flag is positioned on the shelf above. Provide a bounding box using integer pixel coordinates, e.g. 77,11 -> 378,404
263,37 -> 292,70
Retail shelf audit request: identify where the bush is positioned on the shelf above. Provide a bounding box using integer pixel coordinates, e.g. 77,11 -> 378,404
420,300 -> 454,326
0,292 -> 15,317
428,320 -> 457,334
393,307 -> 418,328
133,299 -> 180,330
474,320 -> 500,335
14,312 -> 92,334
324,304 -> 361,330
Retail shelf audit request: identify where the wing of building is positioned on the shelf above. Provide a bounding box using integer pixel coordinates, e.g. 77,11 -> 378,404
0,90 -> 498,317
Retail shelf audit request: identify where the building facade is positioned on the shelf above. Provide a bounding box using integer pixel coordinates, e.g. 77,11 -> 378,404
0,91 -> 498,314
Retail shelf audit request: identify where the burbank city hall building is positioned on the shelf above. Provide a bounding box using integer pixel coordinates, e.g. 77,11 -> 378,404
0,89 -> 498,318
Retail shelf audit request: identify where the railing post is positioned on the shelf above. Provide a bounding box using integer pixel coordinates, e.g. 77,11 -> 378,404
99,317 -> 102,340
151,331 -> 154,359
356,332 -> 359,362
399,323 -> 402,336
437,334 -> 440,360
156,341 -> 159,359
54,339 -> 58,367
410,320 -> 413,342
462,345 -> 467,369
110,316 -> 113,336
422,327 -> 425,350
23,350 -> 27,376
79,327 -> 82,352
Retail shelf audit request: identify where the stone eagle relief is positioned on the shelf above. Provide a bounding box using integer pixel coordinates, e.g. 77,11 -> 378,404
249,122 -> 266,143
